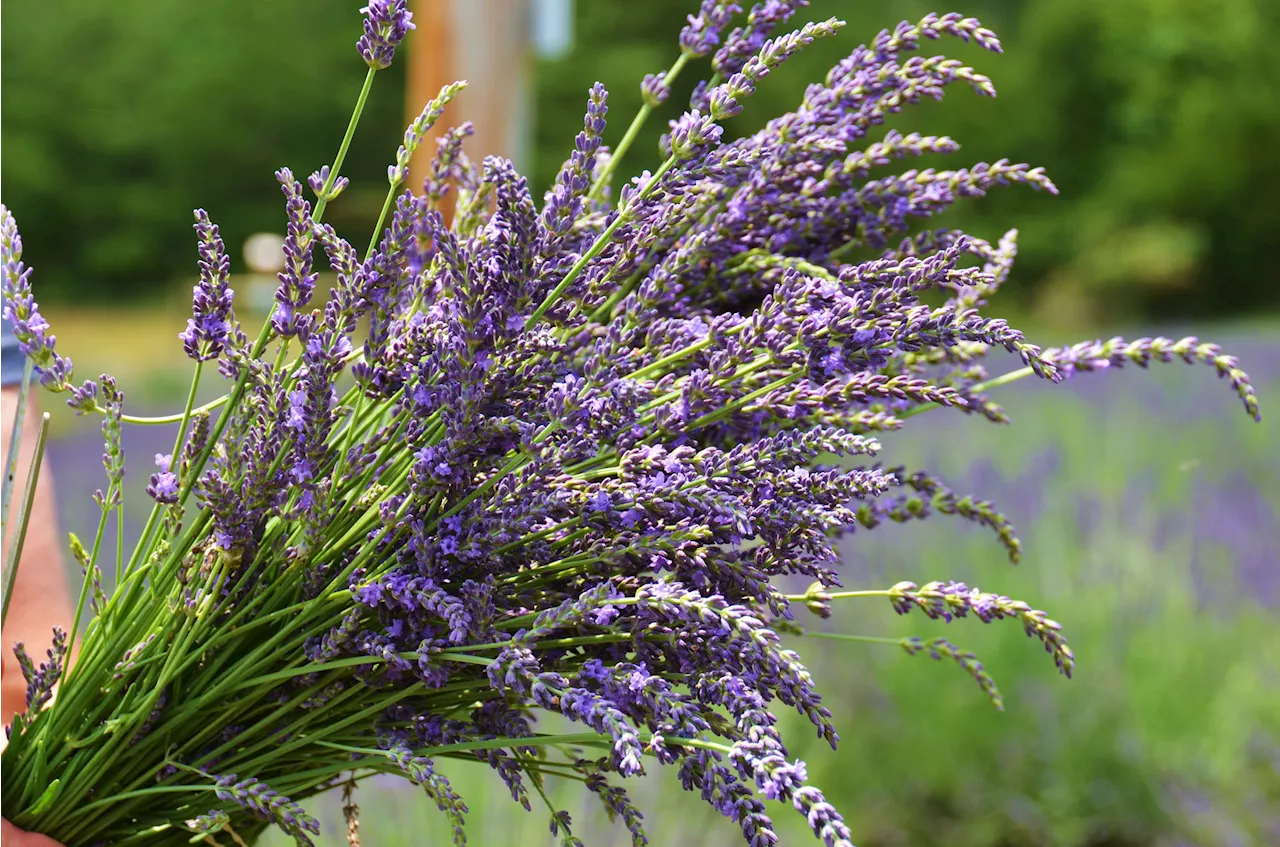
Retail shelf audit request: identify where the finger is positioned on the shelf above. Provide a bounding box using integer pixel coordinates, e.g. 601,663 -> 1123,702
2,818 -> 65,847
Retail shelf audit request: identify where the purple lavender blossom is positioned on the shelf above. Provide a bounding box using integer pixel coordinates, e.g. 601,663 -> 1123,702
307,165 -> 350,201
680,1 -> 741,57
1042,335 -> 1261,421
179,210 -> 235,361
901,636 -> 1004,709
667,111 -> 724,161
0,7 -> 1263,847
271,169 -> 318,338
889,580 -> 1075,677
640,72 -> 671,107
146,452 -> 179,504
213,773 -> 320,842
14,627 -> 67,712
1,205 -> 74,391
357,0 -> 415,70
713,1 -> 810,77
389,81 -> 467,187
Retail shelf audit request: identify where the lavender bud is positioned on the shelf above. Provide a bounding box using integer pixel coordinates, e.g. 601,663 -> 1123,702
1,205 -> 75,392
67,378 -> 99,414
271,169 -> 318,338
185,810 -> 230,834
640,72 -> 670,107
179,210 -> 235,362
308,165 -> 350,201
357,0 -> 415,70
889,580 -> 1075,677
213,772 -> 320,838
902,636 -> 1003,709
389,80 -> 467,186
667,111 -> 723,161
146,452 -> 180,504
679,1 -> 740,58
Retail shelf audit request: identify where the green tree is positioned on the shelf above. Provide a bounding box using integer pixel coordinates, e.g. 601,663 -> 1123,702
534,0 -> 1280,321
1,0 -> 403,300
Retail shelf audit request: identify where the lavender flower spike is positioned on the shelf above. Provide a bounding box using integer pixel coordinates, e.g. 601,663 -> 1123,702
308,165 -> 350,202
146,453 -> 179,505
389,80 -> 467,186
271,169 -> 318,338
213,772 -> 320,841
679,1 -> 741,58
179,209 -> 235,362
358,0 -> 415,70
1,205 -> 74,391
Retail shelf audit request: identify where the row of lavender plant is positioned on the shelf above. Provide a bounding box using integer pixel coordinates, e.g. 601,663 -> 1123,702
0,2 -> 1260,846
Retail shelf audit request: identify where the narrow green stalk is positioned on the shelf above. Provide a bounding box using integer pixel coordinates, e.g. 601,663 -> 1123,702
901,365 -> 1036,419
588,54 -> 691,202
800,632 -> 904,645
686,371 -> 802,429
97,394 -> 229,426
126,363 -> 203,574
784,589 -> 890,602
114,500 -> 124,586
1,358 -> 34,544
63,501 -> 111,669
365,185 -> 398,261
1,410 -> 48,629
313,67 -> 378,223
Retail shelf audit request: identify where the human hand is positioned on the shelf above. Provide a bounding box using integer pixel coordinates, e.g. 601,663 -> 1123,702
1,819 -> 64,847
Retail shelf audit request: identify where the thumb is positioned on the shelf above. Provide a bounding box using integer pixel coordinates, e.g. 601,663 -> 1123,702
2,818 -> 65,847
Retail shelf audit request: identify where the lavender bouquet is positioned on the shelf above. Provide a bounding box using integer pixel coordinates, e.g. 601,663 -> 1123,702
0,2 -> 1261,846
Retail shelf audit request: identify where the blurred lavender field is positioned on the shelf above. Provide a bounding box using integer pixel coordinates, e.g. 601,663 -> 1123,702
45,326 -> 1280,847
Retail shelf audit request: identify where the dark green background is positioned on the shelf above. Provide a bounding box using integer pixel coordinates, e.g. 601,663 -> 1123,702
3,0 -> 1279,321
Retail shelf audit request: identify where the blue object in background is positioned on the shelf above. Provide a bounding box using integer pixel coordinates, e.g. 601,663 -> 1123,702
530,0 -> 573,59
1,317 -> 23,387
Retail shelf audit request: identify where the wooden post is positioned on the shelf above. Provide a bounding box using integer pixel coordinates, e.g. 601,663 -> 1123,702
406,0 -> 532,204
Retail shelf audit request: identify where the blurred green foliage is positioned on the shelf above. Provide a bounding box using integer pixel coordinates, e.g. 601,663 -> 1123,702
533,0 -> 1280,324
4,0 -> 1279,319
0,0 -> 404,300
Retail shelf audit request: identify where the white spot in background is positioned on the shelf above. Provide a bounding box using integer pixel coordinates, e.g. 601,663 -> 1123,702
243,232 -> 286,313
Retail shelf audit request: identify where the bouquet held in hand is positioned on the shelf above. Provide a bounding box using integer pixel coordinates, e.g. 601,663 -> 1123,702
0,2 -> 1260,845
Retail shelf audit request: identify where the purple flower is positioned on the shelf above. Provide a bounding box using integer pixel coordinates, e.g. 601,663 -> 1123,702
146,453 -> 179,504
641,72 -> 671,107
307,165 -> 349,201
212,772 -> 319,840
667,111 -> 724,161
1042,335 -> 1261,421
901,636 -> 1004,709
357,0 -> 415,70
680,1 -> 741,57
713,1 -> 810,77
1,205 -> 74,391
13,626 -> 67,712
270,169 -> 318,338
889,580 -> 1075,677
389,80 -> 466,186
179,210 -> 235,361
0,8 -> 1263,847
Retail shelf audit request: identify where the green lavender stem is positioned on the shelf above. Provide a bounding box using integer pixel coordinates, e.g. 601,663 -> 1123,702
588,54 -> 691,202
1,358 -> 34,544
